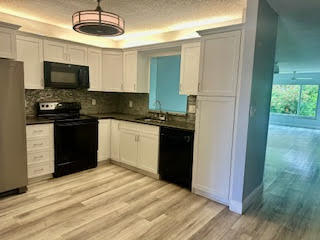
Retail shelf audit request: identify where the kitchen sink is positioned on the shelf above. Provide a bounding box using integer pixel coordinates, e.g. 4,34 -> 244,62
135,117 -> 165,123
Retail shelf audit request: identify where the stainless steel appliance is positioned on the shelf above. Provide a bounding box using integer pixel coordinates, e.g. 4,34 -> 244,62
159,127 -> 194,190
44,61 -> 89,89
37,102 -> 98,177
0,59 -> 28,194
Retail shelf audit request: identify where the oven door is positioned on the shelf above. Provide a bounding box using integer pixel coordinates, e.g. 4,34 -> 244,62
54,120 -> 98,177
44,61 -> 88,89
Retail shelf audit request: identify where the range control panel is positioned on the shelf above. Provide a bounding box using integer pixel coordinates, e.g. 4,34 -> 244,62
39,102 -> 59,111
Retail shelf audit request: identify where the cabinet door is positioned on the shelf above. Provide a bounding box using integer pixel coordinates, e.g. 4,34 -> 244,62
98,119 -> 111,162
137,133 -> 159,174
119,129 -> 138,167
102,51 -> 123,92
199,31 -> 241,97
88,48 -> 102,91
0,27 -> 16,59
123,50 -> 137,92
68,44 -> 88,65
16,35 -> 44,89
44,40 -> 68,63
193,96 -> 235,203
180,42 -> 200,95
110,120 -> 120,161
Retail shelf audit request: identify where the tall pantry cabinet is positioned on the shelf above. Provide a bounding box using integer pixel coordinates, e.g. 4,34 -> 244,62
192,27 -> 242,205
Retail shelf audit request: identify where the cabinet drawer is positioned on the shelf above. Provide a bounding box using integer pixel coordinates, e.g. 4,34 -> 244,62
27,150 -> 51,165
26,124 -> 51,139
28,161 -> 53,178
27,138 -> 51,152
119,121 -> 159,136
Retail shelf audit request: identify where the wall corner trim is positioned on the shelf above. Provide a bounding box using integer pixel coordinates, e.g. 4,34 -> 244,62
229,183 -> 263,214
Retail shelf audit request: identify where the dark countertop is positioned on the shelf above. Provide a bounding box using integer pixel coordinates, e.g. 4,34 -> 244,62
26,116 -> 55,125
90,113 -> 195,131
26,113 -> 195,131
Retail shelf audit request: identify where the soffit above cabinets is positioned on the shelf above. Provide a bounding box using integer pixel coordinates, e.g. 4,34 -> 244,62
0,0 -> 245,48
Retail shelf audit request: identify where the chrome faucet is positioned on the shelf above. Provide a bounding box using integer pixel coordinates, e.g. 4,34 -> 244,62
155,100 -> 166,121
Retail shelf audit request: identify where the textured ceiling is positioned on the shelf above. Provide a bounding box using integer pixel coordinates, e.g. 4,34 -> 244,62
0,0 -> 245,35
268,0 -> 320,73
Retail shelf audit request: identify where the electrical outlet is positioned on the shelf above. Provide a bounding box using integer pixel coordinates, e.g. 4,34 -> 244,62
129,100 -> 133,108
91,99 -> 96,106
188,105 -> 196,113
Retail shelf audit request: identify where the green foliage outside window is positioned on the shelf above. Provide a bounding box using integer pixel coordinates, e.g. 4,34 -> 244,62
270,85 -> 319,118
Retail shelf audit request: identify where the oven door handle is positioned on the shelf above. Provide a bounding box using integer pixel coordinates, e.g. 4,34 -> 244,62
55,121 -> 96,127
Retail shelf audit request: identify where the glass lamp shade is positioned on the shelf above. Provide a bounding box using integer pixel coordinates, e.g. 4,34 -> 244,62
72,10 -> 125,36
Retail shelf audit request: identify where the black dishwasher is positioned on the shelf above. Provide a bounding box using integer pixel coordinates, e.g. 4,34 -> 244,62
159,127 -> 194,190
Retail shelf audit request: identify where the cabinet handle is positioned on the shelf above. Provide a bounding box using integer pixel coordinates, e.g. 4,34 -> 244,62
33,155 -> 44,160
33,143 -> 44,147
33,130 -> 43,134
34,168 -> 44,173
134,84 -> 136,91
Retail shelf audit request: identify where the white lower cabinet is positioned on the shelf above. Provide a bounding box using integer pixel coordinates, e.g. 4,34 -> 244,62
137,132 -> 159,174
193,96 -> 235,204
118,121 -> 159,174
98,119 -> 111,162
110,120 -> 120,162
119,128 -> 139,167
26,124 -> 54,179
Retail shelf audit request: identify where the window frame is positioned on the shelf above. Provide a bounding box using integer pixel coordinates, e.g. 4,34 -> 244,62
270,83 -> 320,120
146,50 -> 188,115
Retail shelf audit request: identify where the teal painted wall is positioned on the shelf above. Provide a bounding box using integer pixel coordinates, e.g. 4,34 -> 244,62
243,0 -> 278,200
149,55 -> 187,113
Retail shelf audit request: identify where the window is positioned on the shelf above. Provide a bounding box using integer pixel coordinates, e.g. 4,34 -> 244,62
149,55 -> 187,113
270,84 -> 319,118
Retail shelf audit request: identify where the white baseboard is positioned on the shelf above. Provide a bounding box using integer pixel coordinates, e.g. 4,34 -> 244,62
229,183 -> 263,214
229,200 -> 243,214
192,187 -> 229,206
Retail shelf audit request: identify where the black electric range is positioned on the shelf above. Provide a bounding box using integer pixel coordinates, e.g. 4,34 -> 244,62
37,102 -> 98,177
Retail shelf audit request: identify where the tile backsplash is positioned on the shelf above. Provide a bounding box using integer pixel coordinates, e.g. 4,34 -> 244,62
118,93 -> 196,123
25,89 -> 119,116
25,89 -> 196,123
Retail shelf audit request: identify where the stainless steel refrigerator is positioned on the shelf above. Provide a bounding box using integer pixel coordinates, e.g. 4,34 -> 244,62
0,59 -> 28,194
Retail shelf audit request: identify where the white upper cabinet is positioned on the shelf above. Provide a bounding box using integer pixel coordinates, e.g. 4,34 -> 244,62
123,50 -> 137,92
179,42 -> 201,95
88,47 -> 102,91
0,23 -> 19,59
193,96 -> 235,204
68,44 -> 87,65
43,40 -> 68,63
44,39 -> 87,65
98,119 -> 111,162
102,50 -> 123,92
199,31 -> 241,97
16,35 -> 44,89
123,50 -> 148,93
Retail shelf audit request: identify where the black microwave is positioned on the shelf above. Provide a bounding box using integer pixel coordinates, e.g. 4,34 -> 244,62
44,61 -> 89,89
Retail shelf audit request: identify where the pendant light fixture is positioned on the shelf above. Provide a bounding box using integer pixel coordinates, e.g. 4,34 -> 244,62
72,0 -> 124,36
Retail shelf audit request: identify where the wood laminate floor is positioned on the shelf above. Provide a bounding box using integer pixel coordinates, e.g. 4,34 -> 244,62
1,124 -> 320,240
